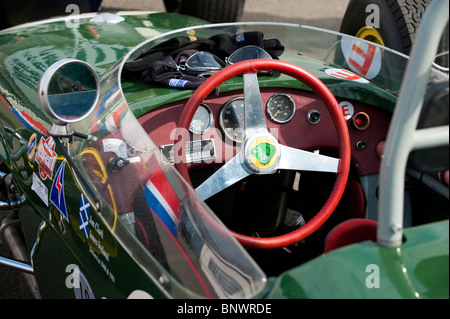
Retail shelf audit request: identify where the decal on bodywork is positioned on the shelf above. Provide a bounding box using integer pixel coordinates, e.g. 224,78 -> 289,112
74,269 -> 95,299
325,68 -> 369,83
144,174 -> 180,237
27,133 -> 37,160
341,37 -> 381,80
31,172 -> 49,206
339,101 -> 355,120
79,194 -> 90,238
35,136 -> 57,180
65,264 -> 95,299
50,160 -> 68,221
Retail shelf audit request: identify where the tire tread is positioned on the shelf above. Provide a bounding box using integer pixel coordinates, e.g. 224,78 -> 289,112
386,0 -> 431,53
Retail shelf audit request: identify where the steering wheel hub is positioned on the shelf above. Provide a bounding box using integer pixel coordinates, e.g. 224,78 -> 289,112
244,134 -> 280,173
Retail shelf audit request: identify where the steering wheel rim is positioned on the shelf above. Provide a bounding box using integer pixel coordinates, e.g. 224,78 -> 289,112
175,59 -> 351,249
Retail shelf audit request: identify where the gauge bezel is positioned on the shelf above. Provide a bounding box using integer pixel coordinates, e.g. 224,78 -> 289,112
219,97 -> 245,143
189,103 -> 214,134
266,93 -> 296,123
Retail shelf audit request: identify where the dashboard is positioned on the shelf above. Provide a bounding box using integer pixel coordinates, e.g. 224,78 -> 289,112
138,87 -> 392,177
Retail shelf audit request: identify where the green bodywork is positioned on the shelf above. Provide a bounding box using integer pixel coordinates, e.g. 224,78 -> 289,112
267,220 -> 449,298
0,12 -> 447,299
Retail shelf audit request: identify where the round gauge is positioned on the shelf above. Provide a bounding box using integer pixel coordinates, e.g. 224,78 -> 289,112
189,103 -> 213,134
219,97 -> 245,143
266,93 -> 296,123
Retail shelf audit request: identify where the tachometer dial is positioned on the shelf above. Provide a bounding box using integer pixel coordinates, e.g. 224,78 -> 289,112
266,93 -> 295,123
219,97 -> 245,143
189,103 -> 213,134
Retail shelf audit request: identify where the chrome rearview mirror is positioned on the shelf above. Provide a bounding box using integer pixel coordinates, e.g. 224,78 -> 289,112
38,59 -> 102,211
39,59 -> 99,136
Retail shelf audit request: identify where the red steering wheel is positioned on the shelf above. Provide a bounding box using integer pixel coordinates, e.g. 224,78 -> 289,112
175,59 -> 351,249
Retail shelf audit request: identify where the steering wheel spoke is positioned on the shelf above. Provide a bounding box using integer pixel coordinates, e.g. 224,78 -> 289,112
243,73 -> 268,136
278,145 -> 340,173
195,153 -> 251,201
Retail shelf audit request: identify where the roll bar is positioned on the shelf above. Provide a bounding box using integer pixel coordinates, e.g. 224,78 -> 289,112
377,0 -> 449,247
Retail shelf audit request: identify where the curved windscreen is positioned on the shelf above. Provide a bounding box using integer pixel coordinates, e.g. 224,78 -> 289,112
122,22 -> 414,99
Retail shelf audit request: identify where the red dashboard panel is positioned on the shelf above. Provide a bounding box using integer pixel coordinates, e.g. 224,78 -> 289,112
138,88 -> 391,176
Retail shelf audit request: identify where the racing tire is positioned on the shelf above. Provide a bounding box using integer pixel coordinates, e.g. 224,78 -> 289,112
164,0 -> 246,23
340,0 -> 448,69
340,0 -> 430,54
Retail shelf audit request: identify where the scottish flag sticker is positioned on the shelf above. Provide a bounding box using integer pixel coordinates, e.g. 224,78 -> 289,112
79,194 -> 90,238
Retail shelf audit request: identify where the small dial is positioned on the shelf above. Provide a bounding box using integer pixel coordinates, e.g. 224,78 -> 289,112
189,103 -> 213,134
266,93 -> 295,123
219,97 -> 245,143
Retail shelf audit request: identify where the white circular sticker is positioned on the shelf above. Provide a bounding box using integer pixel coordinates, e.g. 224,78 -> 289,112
128,290 -> 154,299
74,270 -> 95,299
340,37 -> 381,80
325,68 -> 369,83
339,101 -> 354,120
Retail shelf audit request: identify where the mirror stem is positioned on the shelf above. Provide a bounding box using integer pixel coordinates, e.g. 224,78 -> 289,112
73,131 -> 98,142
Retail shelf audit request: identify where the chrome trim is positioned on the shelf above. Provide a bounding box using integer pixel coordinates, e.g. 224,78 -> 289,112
219,97 -> 245,143
189,103 -> 214,134
0,256 -> 34,274
39,58 -> 100,125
